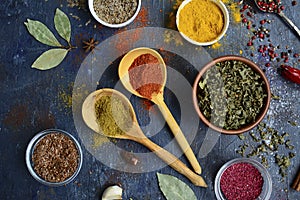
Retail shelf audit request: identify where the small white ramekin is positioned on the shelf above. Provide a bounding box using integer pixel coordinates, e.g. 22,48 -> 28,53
88,0 -> 141,28
176,0 -> 229,46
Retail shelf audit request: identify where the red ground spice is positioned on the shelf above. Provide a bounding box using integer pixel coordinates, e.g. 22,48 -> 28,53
128,53 -> 163,99
134,6 -> 148,27
220,162 -> 263,200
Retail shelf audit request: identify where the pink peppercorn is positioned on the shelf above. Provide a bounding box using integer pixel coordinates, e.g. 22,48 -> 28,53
220,162 -> 263,200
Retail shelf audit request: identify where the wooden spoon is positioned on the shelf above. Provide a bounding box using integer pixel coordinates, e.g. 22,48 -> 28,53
118,47 -> 202,174
82,88 -> 207,187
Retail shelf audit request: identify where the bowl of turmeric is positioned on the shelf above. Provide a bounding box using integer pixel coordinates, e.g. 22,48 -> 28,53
176,0 -> 229,46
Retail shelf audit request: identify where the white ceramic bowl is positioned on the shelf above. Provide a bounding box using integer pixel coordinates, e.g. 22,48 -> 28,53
88,0 -> 141,28
176,0 -> 229,46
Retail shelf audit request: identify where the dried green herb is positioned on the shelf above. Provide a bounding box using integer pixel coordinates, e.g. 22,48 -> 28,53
32,49 -> 68,70
24,19 -> 62,47
197,60 -> 267,130
288,120 -> 298,126
54,8 -> 71,43
157,173 -> 197,200
236,123 -> 295,179
25,8 -> 74,70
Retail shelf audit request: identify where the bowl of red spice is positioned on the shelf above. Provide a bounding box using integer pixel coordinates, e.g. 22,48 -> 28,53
25,129 -> 83,186
192,55 -> 271,134
215,158 -> 272,200
89,0 -> 141,28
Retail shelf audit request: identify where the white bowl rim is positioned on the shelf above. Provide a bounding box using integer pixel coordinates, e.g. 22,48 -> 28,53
176,0 -> 230,46
88,0 -> 142,28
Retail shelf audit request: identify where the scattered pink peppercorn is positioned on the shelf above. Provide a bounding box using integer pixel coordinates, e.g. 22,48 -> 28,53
220,162 -> 263,200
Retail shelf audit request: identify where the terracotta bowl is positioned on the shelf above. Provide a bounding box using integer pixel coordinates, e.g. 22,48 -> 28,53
192,55 -> 271,135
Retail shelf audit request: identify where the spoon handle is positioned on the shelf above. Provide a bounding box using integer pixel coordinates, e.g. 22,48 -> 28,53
278,12 -> 300,38
154,97 -> 202,174
136,137 -> 207,187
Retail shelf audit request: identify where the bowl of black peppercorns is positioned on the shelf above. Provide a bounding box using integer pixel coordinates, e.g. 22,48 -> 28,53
192,55 -> 271,135
25,129 -> 83,186
88,0 -> 142,28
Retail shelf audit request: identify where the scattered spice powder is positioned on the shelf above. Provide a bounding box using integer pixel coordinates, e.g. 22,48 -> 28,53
134,6 -> 148,27
32,133 -> 79,183
128,53 -> 164,99
220,162 -> 263,200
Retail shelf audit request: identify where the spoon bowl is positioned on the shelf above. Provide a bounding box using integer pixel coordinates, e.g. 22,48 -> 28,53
118,47 -> 167,100
82,88 -> 207,187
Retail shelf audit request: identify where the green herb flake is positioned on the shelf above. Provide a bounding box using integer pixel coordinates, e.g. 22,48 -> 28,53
288,121 -> 298,126
236,123 -> 295,179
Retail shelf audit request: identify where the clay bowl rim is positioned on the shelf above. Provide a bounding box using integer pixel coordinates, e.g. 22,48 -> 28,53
192,55 -> 271,135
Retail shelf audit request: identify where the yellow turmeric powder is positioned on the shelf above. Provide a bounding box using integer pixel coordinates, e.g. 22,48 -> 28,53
178,0 -> 225,43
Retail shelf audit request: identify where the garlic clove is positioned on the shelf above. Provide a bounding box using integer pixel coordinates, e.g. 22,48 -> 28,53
102,185 -> 123,200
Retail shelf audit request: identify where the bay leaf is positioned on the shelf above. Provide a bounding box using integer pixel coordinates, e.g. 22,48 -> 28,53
24,19 -> 61,47
32,48 -> 68,70
157,173 -> 197,200
54,8 -> 71,43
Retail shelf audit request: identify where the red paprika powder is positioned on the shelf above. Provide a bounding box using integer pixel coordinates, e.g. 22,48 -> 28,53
220,162 -> 263,200
128,53 -> 163,99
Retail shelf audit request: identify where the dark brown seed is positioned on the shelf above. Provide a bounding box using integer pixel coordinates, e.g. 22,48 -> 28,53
32,133 -> 79,183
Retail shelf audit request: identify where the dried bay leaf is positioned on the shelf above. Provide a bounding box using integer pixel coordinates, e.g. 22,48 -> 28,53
24,19 -> 61,47
157,173 -> 197,200
54,8 -> 71,43
32,48 -> 68,70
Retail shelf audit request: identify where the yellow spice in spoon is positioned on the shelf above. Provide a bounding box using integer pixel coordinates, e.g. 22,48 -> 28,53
178,0 -> 224,42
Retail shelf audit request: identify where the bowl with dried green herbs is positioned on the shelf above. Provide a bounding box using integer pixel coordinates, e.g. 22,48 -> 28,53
88,0 -> 141,28
192,55 -> 271,134
25,129 -> 83,186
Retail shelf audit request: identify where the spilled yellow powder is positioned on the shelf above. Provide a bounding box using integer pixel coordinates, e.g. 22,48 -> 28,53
211,41 -> 222,49
230,3 -> 241,23
178,0 -> 224,42
92,133 -> 110,149
221,0 -> 241,23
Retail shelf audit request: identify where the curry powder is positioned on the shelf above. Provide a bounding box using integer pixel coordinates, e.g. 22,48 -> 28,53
95,95 -> 133,136
178,0 -> 224,42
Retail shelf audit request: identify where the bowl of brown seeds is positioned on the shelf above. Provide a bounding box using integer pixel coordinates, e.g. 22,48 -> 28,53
25,129 -> 83,186
192,55 -> 271,135
88,0 -> 141,28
